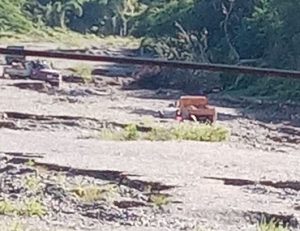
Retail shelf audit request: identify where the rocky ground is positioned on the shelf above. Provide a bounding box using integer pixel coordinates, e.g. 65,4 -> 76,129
0,43 -> 300,231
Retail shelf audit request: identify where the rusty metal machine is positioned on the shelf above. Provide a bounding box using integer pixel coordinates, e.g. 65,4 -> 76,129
177,96 -> 216,123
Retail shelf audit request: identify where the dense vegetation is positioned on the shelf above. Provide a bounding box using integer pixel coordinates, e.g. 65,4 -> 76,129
0,0 -> 300,100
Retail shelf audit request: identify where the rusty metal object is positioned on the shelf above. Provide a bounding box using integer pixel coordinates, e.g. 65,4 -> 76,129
1,48 -> 300,79
179,96 -> 208,108
178,96 -> 216,123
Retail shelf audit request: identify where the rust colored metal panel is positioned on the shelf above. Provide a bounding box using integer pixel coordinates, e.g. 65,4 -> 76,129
188,108 -> 217,123
179,96 -> 208,107
188,108 -> 216,116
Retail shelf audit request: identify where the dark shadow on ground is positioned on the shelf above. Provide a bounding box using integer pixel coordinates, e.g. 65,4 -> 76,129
7,157 -> 176,193
206,176 -> 300,227
49,47 -> 141,57
130,108 -> 159,117
122,86 -> 185,101
209,93 -> 300,127
216,113 -> 243,121
204,176 -> 300,191
92,64 -> 136,78
3,152 -> 45,159
1,111 -> 155,132
244,211 -> 298,228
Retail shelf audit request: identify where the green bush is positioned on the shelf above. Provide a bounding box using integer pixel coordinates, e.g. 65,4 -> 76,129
171,123 -> 229,142
258,218 -> 289,231
100,123 -> 230,142
0,198 -> 46,217
123,123 -> 139,140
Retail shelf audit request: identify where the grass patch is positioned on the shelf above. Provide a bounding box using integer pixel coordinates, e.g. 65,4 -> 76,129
0,200 -> 17,215
23,198 -> 47,217
24,175 -> 41,192
0,198 -> 46,217
123,123 -> 139,140
149,193 -> 171,208
100,123 -> 229,142
258,218 -> 290,231
25,159 -> 35,167
0,29 -> 141,50
70,184 -> 119,203
68,63 -> 93,83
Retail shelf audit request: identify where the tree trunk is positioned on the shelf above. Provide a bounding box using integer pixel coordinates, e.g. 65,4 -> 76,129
60,10 -> 66,29
123,20 -> 127,36
112,16 -> 117,34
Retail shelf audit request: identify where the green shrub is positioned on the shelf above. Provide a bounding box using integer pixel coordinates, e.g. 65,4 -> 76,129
145,126 -> 175,141
258,218 -> 289,231
0,198 -> 46,217
22,198 -> 46,217
70,64 -> 93,83
0,199 -> 17,215
123,124 -> 139,140
149,193 -> 171,208
171,123 -> 229,142
99,122 -> 229,142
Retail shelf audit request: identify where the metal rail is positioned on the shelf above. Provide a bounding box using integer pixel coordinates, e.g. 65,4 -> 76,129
0,48 -> 300,80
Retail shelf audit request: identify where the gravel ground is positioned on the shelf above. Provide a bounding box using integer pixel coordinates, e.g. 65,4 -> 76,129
0,43 -> 299,231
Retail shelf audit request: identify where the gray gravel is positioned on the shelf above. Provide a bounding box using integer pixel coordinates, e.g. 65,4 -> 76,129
0,45 -> 300,230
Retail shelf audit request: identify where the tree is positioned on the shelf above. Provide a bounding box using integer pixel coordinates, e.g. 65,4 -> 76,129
68,0 -> 109,34
43,0 -> 85,29
109,0 -> 147,36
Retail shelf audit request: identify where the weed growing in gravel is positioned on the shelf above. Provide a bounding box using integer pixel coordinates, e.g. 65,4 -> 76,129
23,198 -> 47,217
99,122 -> 229,142
71,184 -> 119,203
25,159 -> 35,167
258,218 -> 289,231
24,176 -> 41,192
0,199 -> 17,215
149,194 -> 171,208
123,124 -> 139,140
0,198 -> 46,217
